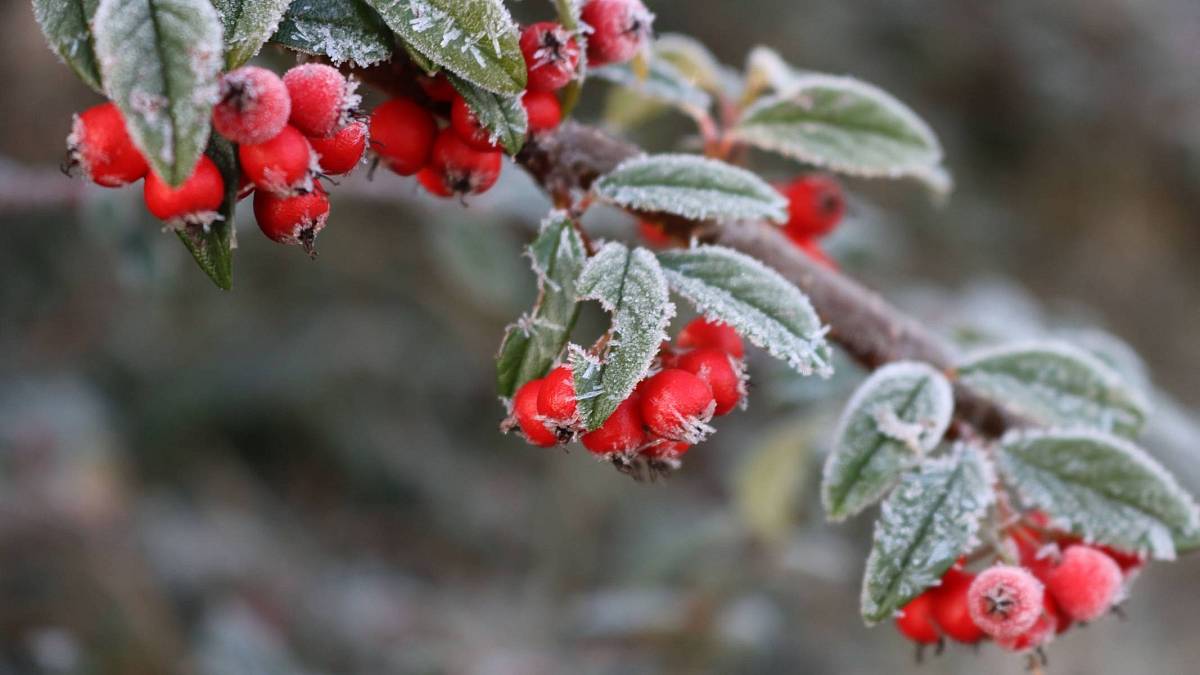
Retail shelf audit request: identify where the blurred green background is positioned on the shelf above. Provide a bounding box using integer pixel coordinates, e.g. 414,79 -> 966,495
2,1 -> 1199,673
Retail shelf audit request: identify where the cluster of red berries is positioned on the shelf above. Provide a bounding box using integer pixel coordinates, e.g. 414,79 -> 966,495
508,318 -> 746,478
895,512 -> 1139,661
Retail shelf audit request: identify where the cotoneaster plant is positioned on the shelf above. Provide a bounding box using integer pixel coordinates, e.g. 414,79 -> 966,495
34,0 -> 1200,668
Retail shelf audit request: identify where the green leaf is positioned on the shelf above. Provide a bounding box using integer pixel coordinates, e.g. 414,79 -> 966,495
593,154 -> 788,224
592,56 -> 712,121
571,243 -> 674,430
496,211 -> 587,397
743,45 -> 802,99
93,0 -> 223,186
861,446 -> 994,624
998,429 -> 1200,560
212,0 -> 291,68
448,74 -> 527,155
33,0 -> 104,93
363,0 -> 526,95
656,245 -> 831,376
176,134 -> 237,289
822,362 -> 955,521
731,74 -> 946,188
271,0 -> 396,66
654,33 -> 729,96
956,340 -> 1149,436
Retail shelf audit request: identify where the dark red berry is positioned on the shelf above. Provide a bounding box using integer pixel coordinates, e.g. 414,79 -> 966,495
522,91 -> 563,134
427,128 -> 502,196
450,95 -> 498,151
580,0 -> 655,67
513,378 -> 558,447
369,98 -> 436,176
638,220 -> 672,248
520,22 -> 581,92
212,66 -> 292,145
581,394 -> 646,456
676,318 -> 744,359
416,167 -> 454,198
308,121 -> 367,175
283,63 -> 359,138
417,73 -> 457,103
638,369 -> 716,444
143,156 -> 223,223
239,125 -> 316,196
895,591 -> 940,645
780,175 -> 845,240
676,348 -> 745,416
253,184 -> 330,256
931,566 -> 985,644
67,102 -> 148,187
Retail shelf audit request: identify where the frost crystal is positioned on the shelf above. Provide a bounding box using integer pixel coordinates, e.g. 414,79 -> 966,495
212,0 -> 290,68
273,0 -> 395,67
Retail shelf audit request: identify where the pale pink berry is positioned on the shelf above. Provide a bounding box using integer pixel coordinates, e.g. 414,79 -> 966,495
967,565 -> 1045,639
212,66 -> 292,145
1045,545 -> 1123,622
996,594 -> 1060,653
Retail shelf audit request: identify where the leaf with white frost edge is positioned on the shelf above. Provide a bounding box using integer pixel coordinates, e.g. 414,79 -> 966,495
33,0 -> 103,93
93,0 -> 223,186
593,154 -> 788,224
175,133 -> 237,290
591,57 -> 712,121
860,445 -> 994,624
654,33 -> 730,96
212,0 -> 291,69
656,245 -> 831,377
571,243 -> 674,430
822,362 -> 955,521
272,0 -> 396,66
956,340 -> 1149,436
448,74 -> 528,155
998,429 -> 1200,560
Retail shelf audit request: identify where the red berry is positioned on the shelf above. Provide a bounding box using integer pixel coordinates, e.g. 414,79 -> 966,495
522,91 -> 563,134
520,22 -> 581,92
308,121 -> 368,175
997,593 -> 1060,653
282,63 -> 359,138
369,98 -> 436,176
253,184 -> 330,256
67,102 -> 148,187
1045,545 -> 1123,622
966,565 -> 1045,640
931,567 -> 985,644
641,438 -> 690,460
427,129 -> 503,196
212,66 -> 291,145
1011,525 -> 1060,582
780,175 -> 845,240
239,125 -> 316,196
676,318 -> 745,359
581,394 -> 646,456
638,369 -> 716,444
513,378 -> 558,448
676,348 -> 745,416
143,156 -> 224,223
1097,545 -> 1145,573
580,0 -> 655,67
416,166 -> 454,198
417,73 -> 456,103
638,220 -> 672,248
450,95 -> 498,151
537,365 -> 578,428
894,591 -> 940,645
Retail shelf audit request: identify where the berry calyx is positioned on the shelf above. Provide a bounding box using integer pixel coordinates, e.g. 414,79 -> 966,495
537,365 -> 579,434
450,95 -> 499,151
1045,545 -> 1123,622
512,378 -> 558,447
676,348 -> 745,416
369,98 -> 436,176
211,66 -> 292,145
282,63 -> 360,138
253,184 -> 330,256
522,91 -> 563,134
895,591 -> 940,645
931,566 -> 986,644
238,125 -> 317,196
308,121 -> 368,176
966,565 -> 1045,640
426,128 -> 503,196
676,318 -> 745,359
66,102 -> 148,188
638,369 -> 716,444
143,156 -> 224,225
581,395 -> 646,456
580,0 -> 655,67
780,174 -> 845,240
520,22 -> 581,92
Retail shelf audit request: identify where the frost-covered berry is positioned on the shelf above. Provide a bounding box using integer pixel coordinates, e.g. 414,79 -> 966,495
283,63 -> 359,138
66,102 -> 148,187
522,91 -> 563,134
253,184 -> 329,256
369,98 -> 436,176
580,0 -> 655,67
676,348 -> 745,416
308,121 -> 367,176
427,129 -> 503,196
676,318 -> 744,359
780,174 -> 844,240
450,95 -> 498,151
537,365 -> 578,430
967,565 -> 1045,640
1045,545 -> 1123,622
997,594 -> 1060,653
143,156 -> 223,224
931,566 -> 985,644
638,369 -> 716,444
520,22 -> 581,92
894,591 -> 940,645
581,395 -> 646,456
212,66 -> 292,145
238,125 -> 316,196
512,378 -> 558,448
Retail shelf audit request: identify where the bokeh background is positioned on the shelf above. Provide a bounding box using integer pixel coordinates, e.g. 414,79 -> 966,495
2,0 -> 1200,673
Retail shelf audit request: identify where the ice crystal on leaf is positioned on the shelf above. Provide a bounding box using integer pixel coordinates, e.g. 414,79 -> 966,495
272,0 -> 396,67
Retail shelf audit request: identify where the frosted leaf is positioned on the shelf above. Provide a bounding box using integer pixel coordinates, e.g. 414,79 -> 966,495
32,0 -> 103,93
93,0 -> 222,186
175,134 -> 237,290
572,243 -> 674,430
653,33 -> 729,96
496,211 -> 587,397
271,0 -> 395,67
957,340 -> 1149,436
593,154 -> 788,224
212,0 -> 291,68
591,56 -> 712,122
448,74 -> 528,155
860,445 -> 995,625
656,245 -> 831,376
822,362 -> 955,521
363,0 -> 526,95
731,74 -> 948,193
998,429 -> 1200,560
743,45 -> 803,97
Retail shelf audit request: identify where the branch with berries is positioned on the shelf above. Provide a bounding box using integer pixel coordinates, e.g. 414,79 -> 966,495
33,0 -> 1199,665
